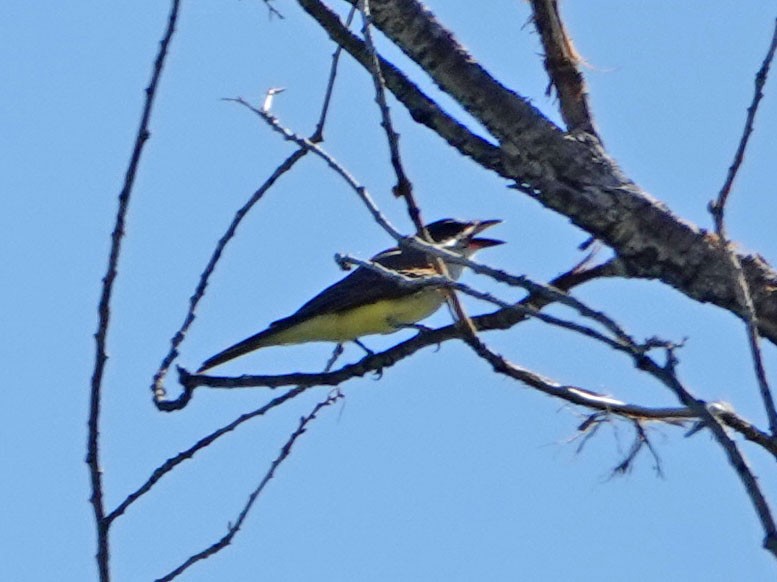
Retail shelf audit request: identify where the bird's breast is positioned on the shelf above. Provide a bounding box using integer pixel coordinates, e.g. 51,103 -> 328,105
268,288 -> 447,344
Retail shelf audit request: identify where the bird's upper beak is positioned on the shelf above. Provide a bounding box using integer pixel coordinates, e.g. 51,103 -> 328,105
469,219 -> 504,248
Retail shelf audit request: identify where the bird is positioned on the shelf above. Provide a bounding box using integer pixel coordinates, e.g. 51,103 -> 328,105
197,218 -> 503,372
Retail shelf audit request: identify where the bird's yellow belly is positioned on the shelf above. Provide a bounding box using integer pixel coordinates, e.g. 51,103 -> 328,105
270,289 -> 446,344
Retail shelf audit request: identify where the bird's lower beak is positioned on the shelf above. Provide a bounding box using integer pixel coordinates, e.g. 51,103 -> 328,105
470,237 -> 504,249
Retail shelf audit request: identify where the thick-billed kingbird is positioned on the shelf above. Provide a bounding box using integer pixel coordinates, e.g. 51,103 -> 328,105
198,218 -> 503,372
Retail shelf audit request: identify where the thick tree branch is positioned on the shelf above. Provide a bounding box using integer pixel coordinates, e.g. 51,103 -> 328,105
328,0 -> 777,346
529,0 -> 599,137
296,0 -> 507,177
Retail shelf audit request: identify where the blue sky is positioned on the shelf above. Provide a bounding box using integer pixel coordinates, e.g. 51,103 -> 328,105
3,1 -> 777,580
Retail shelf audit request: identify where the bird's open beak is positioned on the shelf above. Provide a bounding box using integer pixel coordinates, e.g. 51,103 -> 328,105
470,219 -> 504,248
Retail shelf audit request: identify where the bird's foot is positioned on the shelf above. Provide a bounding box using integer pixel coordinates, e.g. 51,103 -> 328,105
353,339 -> 375,356
352,339 -> 383,379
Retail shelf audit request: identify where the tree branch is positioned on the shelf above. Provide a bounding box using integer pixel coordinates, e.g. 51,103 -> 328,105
708,18 -> 777,433
296,0 -> 507,177
151,148 -> 308,405
153,16 -> 354,407
87,0 -> 182,578
106,387 -> 306,524
183,255 -> 777,458
656,347 -> 777,558
155,392 -> 342,581
328,0 -> 777,346
529,0 -> 599,137
710,18 -> 777,225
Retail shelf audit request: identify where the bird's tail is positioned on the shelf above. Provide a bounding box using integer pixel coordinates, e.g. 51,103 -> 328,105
197,327 -> 278,373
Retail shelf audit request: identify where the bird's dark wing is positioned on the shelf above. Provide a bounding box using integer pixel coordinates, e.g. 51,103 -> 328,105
268,247 -> 435,329
197,248 -> 436,373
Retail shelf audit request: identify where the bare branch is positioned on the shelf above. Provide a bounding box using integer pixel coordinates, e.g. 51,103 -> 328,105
359,0 -> 413,201
358,0 -> 481,341
707,19 -> 777,433
296,0 -> 507,176
229,98 -> 406,240
460,334 -> 693,422
463,331 -> 777,555
610,421 -> 664,478
718,411 -> 777,459
152,19 -> 354,407
155,392 -> 342,582
660,364 -> 777,558
325,0 -> 777,348
115,336 -> 345,525
710,18 -> 777,225
106,387 -> 306,524
261,0 -> 285,20
151,149 -> 308,406
718,248 -> 777,434
311,6 -> 357,142
529,0 -> 599,137
87,0 -> 182,578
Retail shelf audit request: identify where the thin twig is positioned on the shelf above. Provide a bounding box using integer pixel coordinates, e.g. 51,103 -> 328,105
232,101 -> 633,350
296,0 -> 507,177
115,339 -> 345,528
183,259 -> 777,457
152,13 -> 354,406
463,331 -> 777,556
710,18 -> 777,224
155,391 -> 343,582
106,387 -> 306,524
261,0 -> 285,19
151,149 -> 308,404
87,1 -> 182,579
311,6 -> 356,142
358,0 -> 479,340
708,19 -> 777,434
229,98 -> 404,240
659,353 -> 777,557
359,0 -> 413,201
609,421 -> 663,478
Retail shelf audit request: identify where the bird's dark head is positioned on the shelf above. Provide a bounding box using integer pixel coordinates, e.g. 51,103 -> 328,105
422,218 -> 504,254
